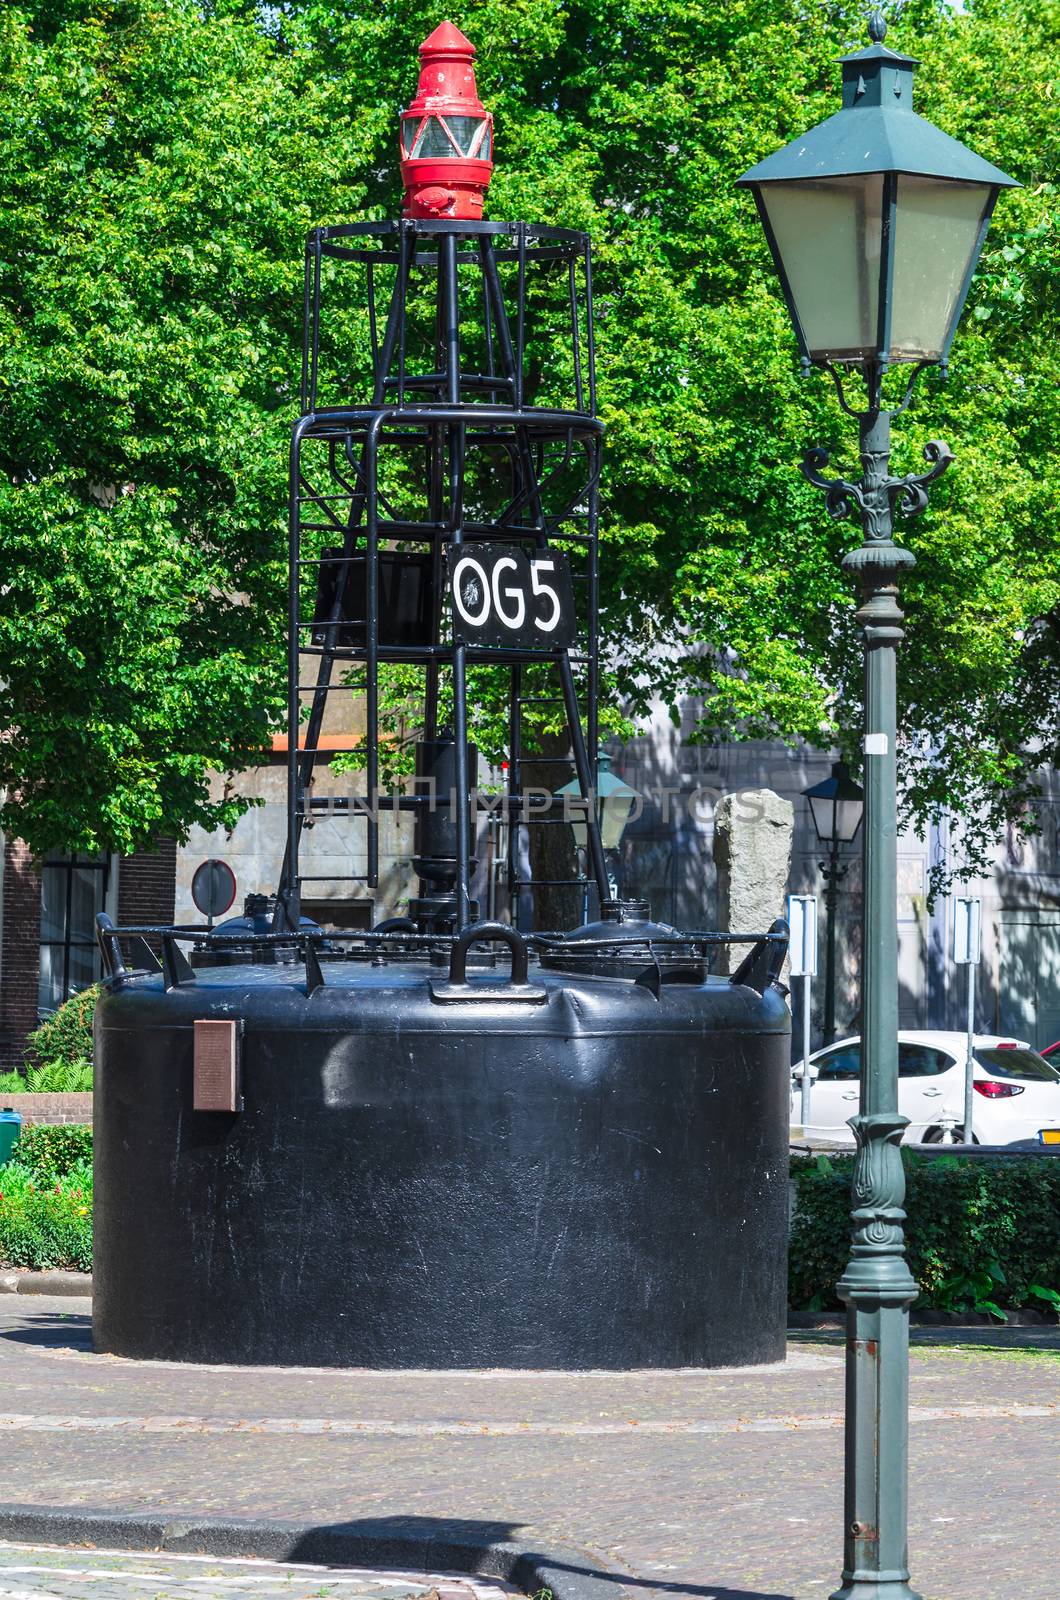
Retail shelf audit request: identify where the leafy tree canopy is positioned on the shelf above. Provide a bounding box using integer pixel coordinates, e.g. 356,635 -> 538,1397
0,0 -> 363,852
2,0 -> 1056,872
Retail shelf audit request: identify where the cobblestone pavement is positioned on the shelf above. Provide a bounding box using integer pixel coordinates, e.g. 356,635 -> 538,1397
0,1542 -> 519,1600
2,1299 -> 1058,1600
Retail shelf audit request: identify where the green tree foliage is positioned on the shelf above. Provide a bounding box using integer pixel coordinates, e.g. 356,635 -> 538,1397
0,0 -> 367,853
3,0 -> 1056,867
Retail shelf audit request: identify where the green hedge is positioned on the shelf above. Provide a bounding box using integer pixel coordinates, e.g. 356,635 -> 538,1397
10,1123 -> 93,1181
791,1152 -> 1060,1314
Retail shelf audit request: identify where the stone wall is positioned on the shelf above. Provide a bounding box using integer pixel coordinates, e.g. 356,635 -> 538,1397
174,762 -> 418,928
614,696 -> 1060,1050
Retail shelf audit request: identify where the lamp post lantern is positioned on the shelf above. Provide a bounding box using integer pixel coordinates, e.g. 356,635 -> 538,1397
804,761 -> 864,1045
739,12 -> 1016,1600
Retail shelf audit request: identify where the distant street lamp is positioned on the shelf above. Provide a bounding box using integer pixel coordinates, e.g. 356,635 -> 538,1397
739,12 -> 1016,1600
803,761 -> 864,1045
559,750 -> 640,904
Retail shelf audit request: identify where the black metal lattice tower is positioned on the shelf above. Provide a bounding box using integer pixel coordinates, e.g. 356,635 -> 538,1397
276,217 -> 609,934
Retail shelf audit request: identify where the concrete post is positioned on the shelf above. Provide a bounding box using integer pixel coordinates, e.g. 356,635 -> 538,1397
713,789 -> 794,972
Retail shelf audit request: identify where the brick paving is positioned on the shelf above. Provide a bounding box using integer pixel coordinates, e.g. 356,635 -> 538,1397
0,1541 -> 519,1600
2,1299 -> 1058,1600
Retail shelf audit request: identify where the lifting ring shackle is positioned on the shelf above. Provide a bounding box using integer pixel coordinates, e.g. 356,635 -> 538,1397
447,920 -> 530,987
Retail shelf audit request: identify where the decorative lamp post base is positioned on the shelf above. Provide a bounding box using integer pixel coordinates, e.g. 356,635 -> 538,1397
829,1298 -> 924,1600
829,1108 -> 922,1600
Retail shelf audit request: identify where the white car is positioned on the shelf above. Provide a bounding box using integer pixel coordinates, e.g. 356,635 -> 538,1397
791,1031 -> 1060,1146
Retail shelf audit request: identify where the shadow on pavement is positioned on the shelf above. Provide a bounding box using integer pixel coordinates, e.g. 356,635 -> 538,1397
910,1325 -> 1060,1352
790,1324 -> 1060,1353
285,1517 -> 794,1600
0,1309 -> 92,1349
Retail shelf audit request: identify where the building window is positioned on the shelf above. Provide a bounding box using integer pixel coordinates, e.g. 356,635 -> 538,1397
38,854 -> 112,1018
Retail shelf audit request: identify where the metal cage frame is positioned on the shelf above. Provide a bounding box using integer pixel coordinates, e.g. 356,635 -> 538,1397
277,218 -> 609,934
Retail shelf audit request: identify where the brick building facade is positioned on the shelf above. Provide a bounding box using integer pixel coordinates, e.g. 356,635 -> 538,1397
0,841 -> 43,1071
0,839 -> 177,1069
116,839 -> 178,940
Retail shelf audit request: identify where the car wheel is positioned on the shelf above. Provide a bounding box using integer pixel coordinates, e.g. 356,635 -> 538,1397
923,1125 -> 978,1145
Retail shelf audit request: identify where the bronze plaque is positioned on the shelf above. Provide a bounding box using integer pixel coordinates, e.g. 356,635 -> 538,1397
193,1019 -> 242,1112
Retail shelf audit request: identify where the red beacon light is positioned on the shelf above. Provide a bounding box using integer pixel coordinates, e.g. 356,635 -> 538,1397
400,21 -> 494,220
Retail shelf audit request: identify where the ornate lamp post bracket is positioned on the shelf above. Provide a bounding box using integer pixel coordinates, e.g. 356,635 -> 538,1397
804,410 -> 954,699
802,429 -> 954,549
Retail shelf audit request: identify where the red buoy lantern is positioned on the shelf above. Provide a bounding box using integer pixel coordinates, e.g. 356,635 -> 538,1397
400,22 -> 494,220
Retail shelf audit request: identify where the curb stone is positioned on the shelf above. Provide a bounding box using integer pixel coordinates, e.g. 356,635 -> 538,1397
0,1271 -> 92,1296
788,1307 -> 1059,1328
0,1505 -> 633,1600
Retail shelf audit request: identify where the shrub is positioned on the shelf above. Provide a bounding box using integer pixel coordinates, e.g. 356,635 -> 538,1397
790,1152 -> 1060,1313
0,988 -> 98,1094
9,1123 -> 92,1182
0,1159 -> 91,1272
26,987 -> 98,1072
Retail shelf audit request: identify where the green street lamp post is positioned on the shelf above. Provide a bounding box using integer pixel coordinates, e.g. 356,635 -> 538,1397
804,761 -> 864,1045
738,12 -> 1016,1599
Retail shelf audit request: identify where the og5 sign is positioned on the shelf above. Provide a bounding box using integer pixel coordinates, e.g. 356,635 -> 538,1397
447,543 -> 576,649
